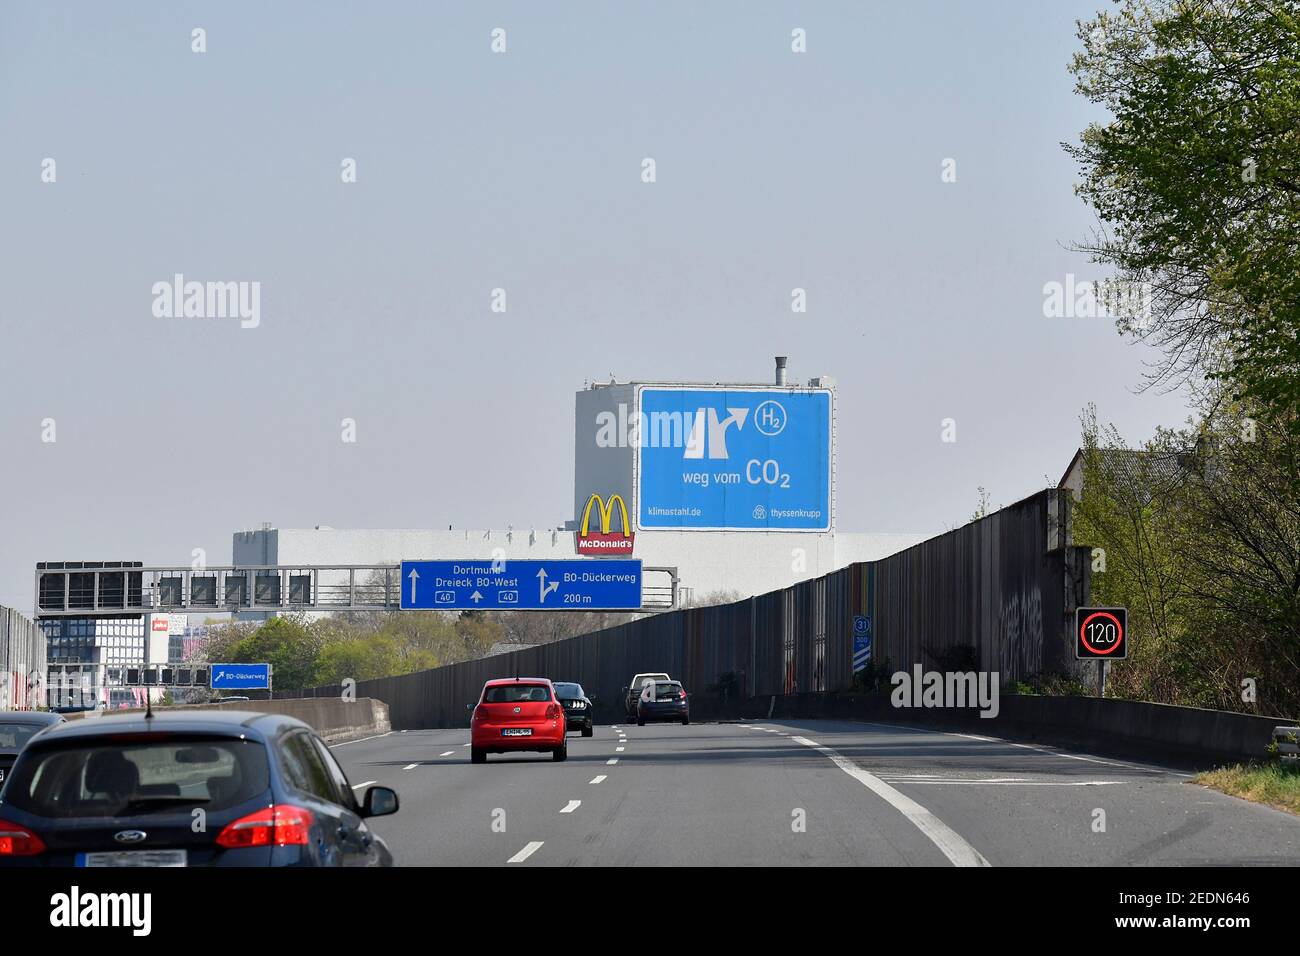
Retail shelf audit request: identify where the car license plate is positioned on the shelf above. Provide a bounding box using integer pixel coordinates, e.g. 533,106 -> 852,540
501,728 -> 533,737
77,849 -> 188,867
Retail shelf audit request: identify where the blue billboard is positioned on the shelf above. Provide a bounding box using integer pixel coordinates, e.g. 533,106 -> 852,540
636,386 -> 832,531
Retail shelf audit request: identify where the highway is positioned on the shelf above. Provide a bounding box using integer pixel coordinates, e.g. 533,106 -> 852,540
330,719 -> 1300,866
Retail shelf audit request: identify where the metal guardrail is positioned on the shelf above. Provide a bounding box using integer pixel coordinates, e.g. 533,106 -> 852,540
35,564 -> 678,616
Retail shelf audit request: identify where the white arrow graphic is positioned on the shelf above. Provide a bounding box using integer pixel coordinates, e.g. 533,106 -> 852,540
470,590 -> 483,604
537,568 -> 560,604
407,568 -> 420,604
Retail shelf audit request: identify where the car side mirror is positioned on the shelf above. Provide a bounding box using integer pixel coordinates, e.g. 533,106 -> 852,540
361,785 -> 399,818
621,686 -> 629,694
465,702 -> 474,711
589,696 -> 597,705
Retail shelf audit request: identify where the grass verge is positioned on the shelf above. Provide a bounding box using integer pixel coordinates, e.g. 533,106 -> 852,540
1196,761 -> 1300,815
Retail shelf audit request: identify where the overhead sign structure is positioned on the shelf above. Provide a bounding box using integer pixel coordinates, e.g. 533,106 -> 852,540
852,614 -> 872,673
1075,607 -> 1127,660
575,493 -> 635,555
636,385 -> 832,531
210,663 -> 271,690
400,559 -> 642,611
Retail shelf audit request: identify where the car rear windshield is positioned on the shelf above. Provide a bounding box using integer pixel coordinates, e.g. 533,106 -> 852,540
0,722 -> 48,750
3,736 -> 271,819
484,684 -> 552,703
647,682 -> 684,698
552,683 -> 584,698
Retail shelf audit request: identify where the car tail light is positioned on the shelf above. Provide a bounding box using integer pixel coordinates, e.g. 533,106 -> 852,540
0,819 -> 45,856
216,804 -> 314,848
546,703 -> 560,719
472,705 -> 487,722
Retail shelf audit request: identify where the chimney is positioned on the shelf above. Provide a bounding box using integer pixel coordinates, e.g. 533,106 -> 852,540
774,356 -> 788,386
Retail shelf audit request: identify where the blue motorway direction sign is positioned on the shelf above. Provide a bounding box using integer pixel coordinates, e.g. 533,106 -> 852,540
210,663 -> 270,689
400,559 -> 642,611
852,615 -> 872,673
637,386 -> 832,531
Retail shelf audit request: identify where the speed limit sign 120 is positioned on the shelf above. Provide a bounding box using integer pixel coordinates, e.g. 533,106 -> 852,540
1075,607 -> 1127,660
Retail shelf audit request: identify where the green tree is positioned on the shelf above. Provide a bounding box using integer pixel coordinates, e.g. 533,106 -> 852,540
1068,1 -> 1300,425
230,615 -> 323,690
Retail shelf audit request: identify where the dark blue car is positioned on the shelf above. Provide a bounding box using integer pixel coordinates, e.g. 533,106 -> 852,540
0,710 -> 398,867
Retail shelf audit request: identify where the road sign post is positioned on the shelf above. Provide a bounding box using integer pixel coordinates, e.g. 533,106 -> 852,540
399,559 -> 643,611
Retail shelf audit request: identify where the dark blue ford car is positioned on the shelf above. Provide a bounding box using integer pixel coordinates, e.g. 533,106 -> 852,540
0,710 -> 398,867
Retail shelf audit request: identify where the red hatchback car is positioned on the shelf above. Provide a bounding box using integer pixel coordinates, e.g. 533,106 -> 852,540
470,678 -> 567,763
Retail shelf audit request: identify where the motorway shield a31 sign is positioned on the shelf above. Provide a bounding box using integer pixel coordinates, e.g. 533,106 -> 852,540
1075,607 -> 1127,660
400,559 -> 642,611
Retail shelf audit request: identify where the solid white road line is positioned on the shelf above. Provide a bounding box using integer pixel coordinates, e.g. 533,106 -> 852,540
507,842 -> 544,864
331,732 -> 393,747
350,780 -> 377,789
439,751 -> 455,757
402,763 -> 419,770
889,779 -> 1122,787
791,736 -> 990,868
560,800 -> 581,814
589,775 -> 606,784
607,758 -> 619,765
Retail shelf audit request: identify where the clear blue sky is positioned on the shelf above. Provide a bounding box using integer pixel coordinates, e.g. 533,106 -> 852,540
0,1 -> 1190,610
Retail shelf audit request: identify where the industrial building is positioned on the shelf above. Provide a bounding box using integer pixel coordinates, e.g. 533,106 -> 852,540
233,360 -> 925,609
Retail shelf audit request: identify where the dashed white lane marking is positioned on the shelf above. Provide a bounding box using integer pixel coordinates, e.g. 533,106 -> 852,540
350,780 -> 377,789
439,751 -> 455,757
402,763 -> 419,770
589,775 -> 607,784
616,746 -> 625,752
560,800 -> 581,814
607,758 -> 619,765
791,736 -> 990,868
400,730 -> 408,734
507,841 -> 544,864
332,731 -> 394,747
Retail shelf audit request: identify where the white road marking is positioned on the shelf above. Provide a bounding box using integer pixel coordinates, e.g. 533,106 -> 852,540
402,763 -> 419,770
507,841 -> 543,864
888,779 -> 1122,787
616,746 -> 625,752
331,731 -> 393,747
462,743 -> 471,747
852,719 -> 1180,776
560,800 -> 581,814
589,775 -> 606,784
400,730 -> 408,734
791,736 -> 990,868
439,751 -> 455,757
607,758 -> 619,765
350,780 -> 377,789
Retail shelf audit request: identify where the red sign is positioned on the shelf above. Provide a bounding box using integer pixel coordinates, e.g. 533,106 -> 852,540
575,532 -> 636,555
576,493 -> 634,556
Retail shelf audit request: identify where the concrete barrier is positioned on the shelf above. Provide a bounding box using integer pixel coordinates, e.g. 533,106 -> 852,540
69,697 -> 390,743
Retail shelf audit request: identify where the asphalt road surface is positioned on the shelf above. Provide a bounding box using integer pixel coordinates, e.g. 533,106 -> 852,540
330,719 -> 1300,866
